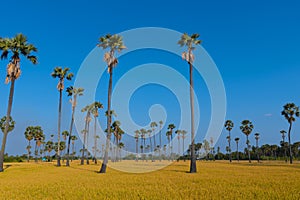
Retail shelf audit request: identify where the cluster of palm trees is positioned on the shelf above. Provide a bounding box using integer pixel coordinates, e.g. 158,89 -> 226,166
223,102 -> 299,164
133,122 -> 189,162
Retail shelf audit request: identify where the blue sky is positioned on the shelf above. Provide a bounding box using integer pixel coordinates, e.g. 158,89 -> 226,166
0,0 -> 300,155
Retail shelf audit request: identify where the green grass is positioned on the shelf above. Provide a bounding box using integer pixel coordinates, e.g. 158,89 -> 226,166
0,160 -> 299,199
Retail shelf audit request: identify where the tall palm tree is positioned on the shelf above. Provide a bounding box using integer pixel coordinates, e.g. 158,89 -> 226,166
0,34 -> 37,172
24,126 -> 35,162
280,130 -> 287,163
66,86 -> 84,166
134,130 -> 140,162
150,122 -> 158,151
158,120 -> 163,161
254,133 -> 260,162
147,129 -> 153,161
175,130 -> 182,156
140,128 -> 147,161
178,33 -> 201,173
224,120 -> 234,163
71,135 -> 78,160
281,103 -> 300,164
166,130 -> 172,160
81,104 -> 92,165
61,130 -> 69,157
112,121 -> 124,162
234,137 -> 240,162
90,101 -> 103,164
168,124 -> 176,161
240,120 -> 254,163
33,126 -> 45,162
181,130 -> 187,158
98,34 -> 126,173
51,67 -> 73,167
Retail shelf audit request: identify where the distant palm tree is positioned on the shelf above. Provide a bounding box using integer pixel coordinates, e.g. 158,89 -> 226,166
98,34 -> 126,173
240,120 -> 254,163
178,33 -> 201,173
147,129 -> 154,161
175,130 -> 182,156
150,122 -> 158,151
32,126 -> 45,162
280,130 -> 287,163
234,137 -> 240,162
65,86 -> 84,166
71,135 -> 78,160
281,103 -> 300,164
167,124 -> 176,161
24,126 -> 34,162
159,120 -> 163,161
181,130 -> 187,157
254,133 -> 260,162
134,130 -> 140,161
140,128 -> 147,161
0,34 -> 37,172
81,104 -> 92,165
61,130 -> 69,157
224,120 -> 234,163
51,67 -> 73,167
90,101 -> 103,164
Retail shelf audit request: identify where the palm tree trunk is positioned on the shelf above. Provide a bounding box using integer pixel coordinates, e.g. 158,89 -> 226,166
178,138 -> 181,156
189,61 -> 197,173
150,136 -> 153,161
81,120 -> 88,165
183,137 -> 185,160
0,78 -> 16,172
100,69 -> 113,173
27,140 -> 31,162
66,105 -> 75,166
135,139 -> 138,162
256,139 -> 259,163
288,122 -> 293,164
57,89 -> 62,167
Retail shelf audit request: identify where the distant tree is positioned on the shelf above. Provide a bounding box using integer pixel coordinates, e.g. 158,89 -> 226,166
150,122 -> 158,151
65,86 -> 84,166
90,101 -> 103,164
181,130 -> 187,157
175,130 -> 182,156
134,130 -> 140,162
81,104 -> 93,165
51,67 -> 73,166
159,120 -> 163,161
280,130 -> 287,163
24,126 -> 35,162
234,137 -> 240,162
254,133 -> 260,162
240,120 -> 254,163
203,140 -> 210,160
0,34 -> 37,172
224,120 -> 234,163
32,126 -> 45,162
167,124 -> 176,161
281,103 -> 299,164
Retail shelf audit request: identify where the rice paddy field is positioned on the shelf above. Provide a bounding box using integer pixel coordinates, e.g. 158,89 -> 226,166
0,160 -> 299,200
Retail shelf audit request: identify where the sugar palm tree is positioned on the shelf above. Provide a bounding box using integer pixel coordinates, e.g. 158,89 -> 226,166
224,120 -> 234,163
98,34 -> 126,173
150,122 -> 158,150
61,130 -> 69,157
280,130 -> 287,163
254,133 -> 260,162
90,101 -> 103,164
281,103 -> 300,164
158,120 -> 163,161
140,128 -> 147,161
167,124 -> 176,161
51,67 -> 73,167
175,130 -> 182,156
234,137 -> 240,162
0,34 -> 37,172
66,86 -> 84,166
147,129 -> 153,160
24,126 -> 35,162
71,135 -> 78,160
81,104 -> 92,165
166,130 -> 172,160
134,130 -> 140,161
32,126 -> 44,162
178,33 -> 201,173
181,130 -> 187,157
240,120 -> 254,163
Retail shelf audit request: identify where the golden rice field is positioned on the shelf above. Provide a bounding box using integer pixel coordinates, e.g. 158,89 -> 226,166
0,160 -> 300,200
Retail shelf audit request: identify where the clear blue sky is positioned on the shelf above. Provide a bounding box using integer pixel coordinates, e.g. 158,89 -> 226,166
0,0 -> 300,155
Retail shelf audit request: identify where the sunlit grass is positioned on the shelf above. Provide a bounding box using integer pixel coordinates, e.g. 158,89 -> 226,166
0,160 -> 299,199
